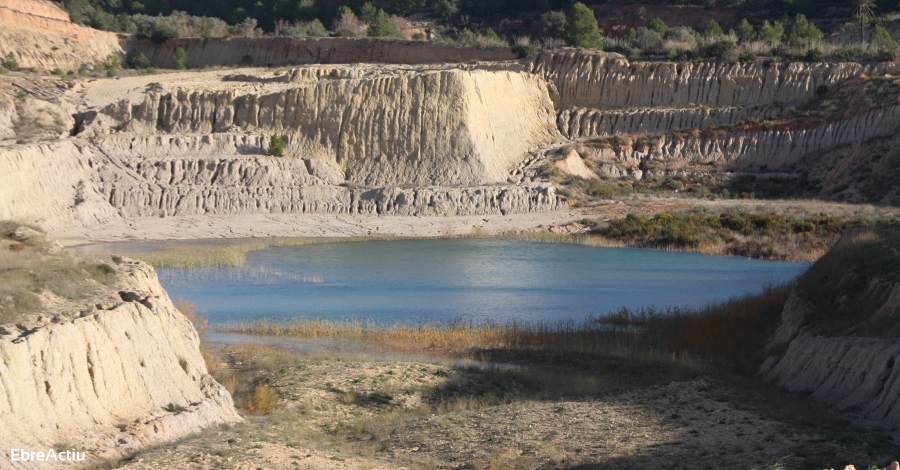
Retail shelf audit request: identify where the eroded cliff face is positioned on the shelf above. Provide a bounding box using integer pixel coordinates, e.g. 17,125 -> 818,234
760,289 -> 900,428
532,51 -> 895,112
0,257 -> 242,468
102,68 -> 562,187
0,0 -> 123,70
760,228 -> 900,428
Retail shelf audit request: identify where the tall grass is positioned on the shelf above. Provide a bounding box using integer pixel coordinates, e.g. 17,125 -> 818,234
219,283 -> 792,370
134,237 -> 313,268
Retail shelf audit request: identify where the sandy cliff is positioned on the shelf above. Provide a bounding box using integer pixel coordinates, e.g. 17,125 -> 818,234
0,0 -> 123,70
760,227 -> 900,428
102,68 -> 561,186
0,256 -> 242,468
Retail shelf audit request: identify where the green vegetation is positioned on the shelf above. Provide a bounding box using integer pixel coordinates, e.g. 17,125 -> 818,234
125,49 -> 151,69
4,52 -> 19,71
102,53 -> 120,77
172,46 -> 187,69
796,225 -> 900,336
15,90 -> 26,100
563,3 -> 602,50
598,209 -> 894,261
268,134 -> 286,157
0,221 -> 119,325
367,9 -> 400,38
240,52 -> 253,66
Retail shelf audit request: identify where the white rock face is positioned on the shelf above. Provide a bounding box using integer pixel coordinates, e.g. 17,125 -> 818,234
105,68 -> 562,187
532,51 -> 897,111
573,105 -> 900,171
0,0 -> 123,70
0,259 -> 242,468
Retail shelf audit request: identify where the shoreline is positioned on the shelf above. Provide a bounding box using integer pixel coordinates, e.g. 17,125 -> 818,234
53,211 -> 584,247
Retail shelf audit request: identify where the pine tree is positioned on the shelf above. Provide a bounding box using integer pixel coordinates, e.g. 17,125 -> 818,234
563,3 -> 603,50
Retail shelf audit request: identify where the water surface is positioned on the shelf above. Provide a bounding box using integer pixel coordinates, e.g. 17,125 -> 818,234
83,238 -> 809,325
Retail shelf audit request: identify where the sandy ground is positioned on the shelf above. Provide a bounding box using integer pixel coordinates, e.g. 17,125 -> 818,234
54,196 -> 900,247
111,347 -> 900,470
54,211 -> 585,247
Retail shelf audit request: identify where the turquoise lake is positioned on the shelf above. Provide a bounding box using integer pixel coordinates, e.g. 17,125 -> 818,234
85,238 -> 810,325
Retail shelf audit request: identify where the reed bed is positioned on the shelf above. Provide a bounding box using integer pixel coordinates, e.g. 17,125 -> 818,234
132,237 -> 314,268
218,283 -> 792,369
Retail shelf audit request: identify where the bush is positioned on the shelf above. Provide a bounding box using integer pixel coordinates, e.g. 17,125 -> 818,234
16,90 -> 26,100
871,25 -> 899,52
786,14 -> 822,43
758,20 -> 785,43
245,384 -> 277,414
268,134 -> 286,157
648,17 -> 667,37
103,53 -> 120,71
0,67 -> 8,74
150,23 -> 179,44
804,48 -> 823,62
540,10 -> 566,38
4,52 -> 19,71
704,19 -> 724,37
564,2 -> 603,50
125,49 -> 151,69
368,9 -> 401,38
705,40 -> 736,59
306,19 -> 328,37
512,37 -> 539,59
240,53 -> 253,66
172,47 -> 187,70
733,18 -> 756,43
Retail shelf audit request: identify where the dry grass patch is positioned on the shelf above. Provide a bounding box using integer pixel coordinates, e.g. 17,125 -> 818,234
0,220 -> 120,325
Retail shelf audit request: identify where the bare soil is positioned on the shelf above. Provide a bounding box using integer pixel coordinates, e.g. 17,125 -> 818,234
110,344 -> 900,470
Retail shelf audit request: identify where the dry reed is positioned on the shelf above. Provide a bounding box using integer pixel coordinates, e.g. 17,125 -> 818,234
218,283 -> 792,369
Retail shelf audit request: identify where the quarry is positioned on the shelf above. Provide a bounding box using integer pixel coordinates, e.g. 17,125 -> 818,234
3,0 -> 900,468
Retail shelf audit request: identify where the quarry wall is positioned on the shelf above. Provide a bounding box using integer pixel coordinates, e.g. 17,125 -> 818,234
0,259 -> 242,468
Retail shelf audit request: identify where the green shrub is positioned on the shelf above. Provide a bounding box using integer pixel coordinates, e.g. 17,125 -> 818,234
758,20 -> 785,43
368,9 -> 400,38
564,2 -> 603,50
871,25 -> 899,52
804,48 -> 823,62
240,53 -> 253,66
150,23 -> 179,44
268,134 -> 286,157
0,67 -> 8,74
705,40 -> 736,59
733,18 -> 756,43
16,90 -> 26,100
172,47 -> 187,70
786,14 -> 822,43
648,17 -> 667,37
703,19 -> 724,37
126,49 -> 151,69
4,52 -> 19,71
52,67 -> 64,76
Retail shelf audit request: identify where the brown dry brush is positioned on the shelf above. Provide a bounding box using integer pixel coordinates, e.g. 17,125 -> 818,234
218,283 -> 793,371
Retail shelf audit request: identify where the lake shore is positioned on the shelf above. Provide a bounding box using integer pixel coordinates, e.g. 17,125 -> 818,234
54,197 -> 898,248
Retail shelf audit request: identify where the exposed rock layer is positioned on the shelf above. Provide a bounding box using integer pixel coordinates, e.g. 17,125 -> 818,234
0,0 -> 123,70
0,259 -> 242,468
105,68 -> 562,186
761,289 -> 900,428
